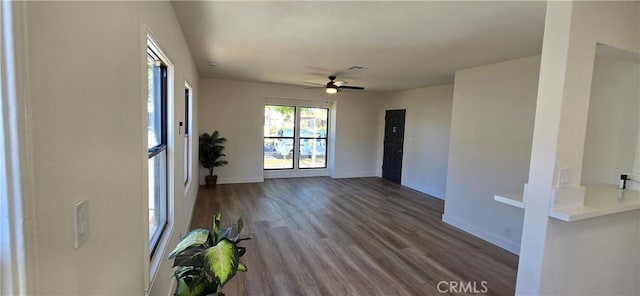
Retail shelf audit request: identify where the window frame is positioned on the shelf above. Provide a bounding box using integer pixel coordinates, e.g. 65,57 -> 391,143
263,99 -> 331,172
184,83 -> 192,187
298,106 -> 329,170
264,104 -> 296,170
146,46 -> 169,257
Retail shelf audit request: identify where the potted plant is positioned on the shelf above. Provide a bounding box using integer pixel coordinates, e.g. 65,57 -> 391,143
199,131 -> 228,188
168,212 -> 250,296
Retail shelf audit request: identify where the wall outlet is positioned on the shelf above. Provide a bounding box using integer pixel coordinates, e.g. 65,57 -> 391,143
74,199 -> 89,248
558,168 -> 571,187
503,226 -> 512,238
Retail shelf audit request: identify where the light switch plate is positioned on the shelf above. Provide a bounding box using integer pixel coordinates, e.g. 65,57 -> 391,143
559,168 -> 571,187
74,199 -> 89,248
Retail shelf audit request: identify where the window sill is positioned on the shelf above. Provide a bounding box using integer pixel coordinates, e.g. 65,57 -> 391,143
264,168 -> 329,179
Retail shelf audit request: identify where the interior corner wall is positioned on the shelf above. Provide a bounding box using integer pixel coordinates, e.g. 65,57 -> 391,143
443,55 -> 541,254
377,84 -> 454,199
25,1 -> 199,295
198,78 -> 384,184
581,54 -> 639,186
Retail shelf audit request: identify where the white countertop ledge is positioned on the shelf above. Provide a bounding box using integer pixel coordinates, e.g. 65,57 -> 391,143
494,192 -> 525,209
549,185 -> 640,222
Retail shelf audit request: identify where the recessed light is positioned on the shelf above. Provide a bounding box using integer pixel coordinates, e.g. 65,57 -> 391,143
208,62 -> 217,67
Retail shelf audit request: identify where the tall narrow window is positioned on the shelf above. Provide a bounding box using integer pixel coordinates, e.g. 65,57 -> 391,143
184,84 -> 192,186
147,46 -> 168,254
299,107 -> 328,169
264,105 -> 295,169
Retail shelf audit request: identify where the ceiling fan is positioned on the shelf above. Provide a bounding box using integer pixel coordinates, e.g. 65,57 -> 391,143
304,75 -> 365,94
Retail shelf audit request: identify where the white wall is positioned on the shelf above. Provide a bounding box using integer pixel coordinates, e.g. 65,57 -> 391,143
25,1 -> 198,294
443,55 -> 541,254
377,85 -> 453,199
198,78 -> 384,184
539,211 -> 639,295
582,53 -> 639,186
517,1 -> 640,294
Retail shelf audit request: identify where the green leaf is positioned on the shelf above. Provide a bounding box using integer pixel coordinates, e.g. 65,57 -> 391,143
172,247 -> 205,267
168,229 -> 211,259
174,267 -> 210,296
203,239 -> 239,288
213,212 -> 221,242
232,217 -> 244,242
218,227 -> 232,242
237,246 -> 246,257
238,263 -> 247,272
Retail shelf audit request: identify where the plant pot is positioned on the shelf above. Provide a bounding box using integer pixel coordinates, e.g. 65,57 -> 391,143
205,175 -> 218,188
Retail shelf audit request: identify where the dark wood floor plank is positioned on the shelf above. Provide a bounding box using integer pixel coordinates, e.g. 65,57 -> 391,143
188,177 -> 518,296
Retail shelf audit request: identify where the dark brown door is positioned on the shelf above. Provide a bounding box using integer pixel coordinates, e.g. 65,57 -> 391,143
382,109 -> 406,184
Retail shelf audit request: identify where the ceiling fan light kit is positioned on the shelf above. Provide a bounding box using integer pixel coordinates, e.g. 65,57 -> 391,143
305,75 -> 365,94
325,87 -> 338,94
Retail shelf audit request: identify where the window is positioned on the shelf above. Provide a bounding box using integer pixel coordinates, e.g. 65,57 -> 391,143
264,104 -> 329,170
147,45 -> 168,255
264,105 -> 295,169
184,84 -> 192,186
299,107 -> 328,169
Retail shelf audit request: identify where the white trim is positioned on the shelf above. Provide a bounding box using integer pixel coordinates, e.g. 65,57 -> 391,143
143,26 -> 177,294
139,24 -> 151,295
442,214 -> 521,255
217,176 -> 264,184
266,97 -> 332,108
264,169 -> 328,179
402,182 -> 446,200
265,96 -> 333,107
0,1 -> 37,294
330,171 -> 379,179
183,81 -> 193,195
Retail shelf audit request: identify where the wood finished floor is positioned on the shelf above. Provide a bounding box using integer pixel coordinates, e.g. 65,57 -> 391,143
190,177 -> 518,296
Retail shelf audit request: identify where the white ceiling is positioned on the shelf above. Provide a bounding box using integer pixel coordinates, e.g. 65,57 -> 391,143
171,1 -> 546,92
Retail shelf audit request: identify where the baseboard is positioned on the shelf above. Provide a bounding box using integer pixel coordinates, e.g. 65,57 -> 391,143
331,171 -> 378,179
442,214 -> 520,255
264,169 -> 329,179
402,182 -> 445,200
217,176 -> 264,184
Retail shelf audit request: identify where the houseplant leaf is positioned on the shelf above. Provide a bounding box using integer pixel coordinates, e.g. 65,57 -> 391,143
172,247 -> 205,267
175,276 -> 210,296
217,227 -> 232,242
203,238 -> 239,288
168,229 -> 211,259
213,212 -> 221,242
174,267 -> 212,296
232,217 -> 244,242
238,263 -> 247,272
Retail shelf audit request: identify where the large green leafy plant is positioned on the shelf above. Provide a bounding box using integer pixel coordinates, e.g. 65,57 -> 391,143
169,212 -> 249,296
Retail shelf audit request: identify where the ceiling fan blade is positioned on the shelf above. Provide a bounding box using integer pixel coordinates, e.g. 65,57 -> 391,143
338,86 -> 365,90
303,82 -> 325,86
304,86 -> 324,89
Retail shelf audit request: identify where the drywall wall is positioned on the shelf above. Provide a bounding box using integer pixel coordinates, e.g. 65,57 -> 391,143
539,211 -> 639,295
443,55 -> 540,254
378,85 -> 453,199
25,1 -> 198,294
517,1 -> 639,294
582,53 -> 639,185
198,78 -> 384,184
